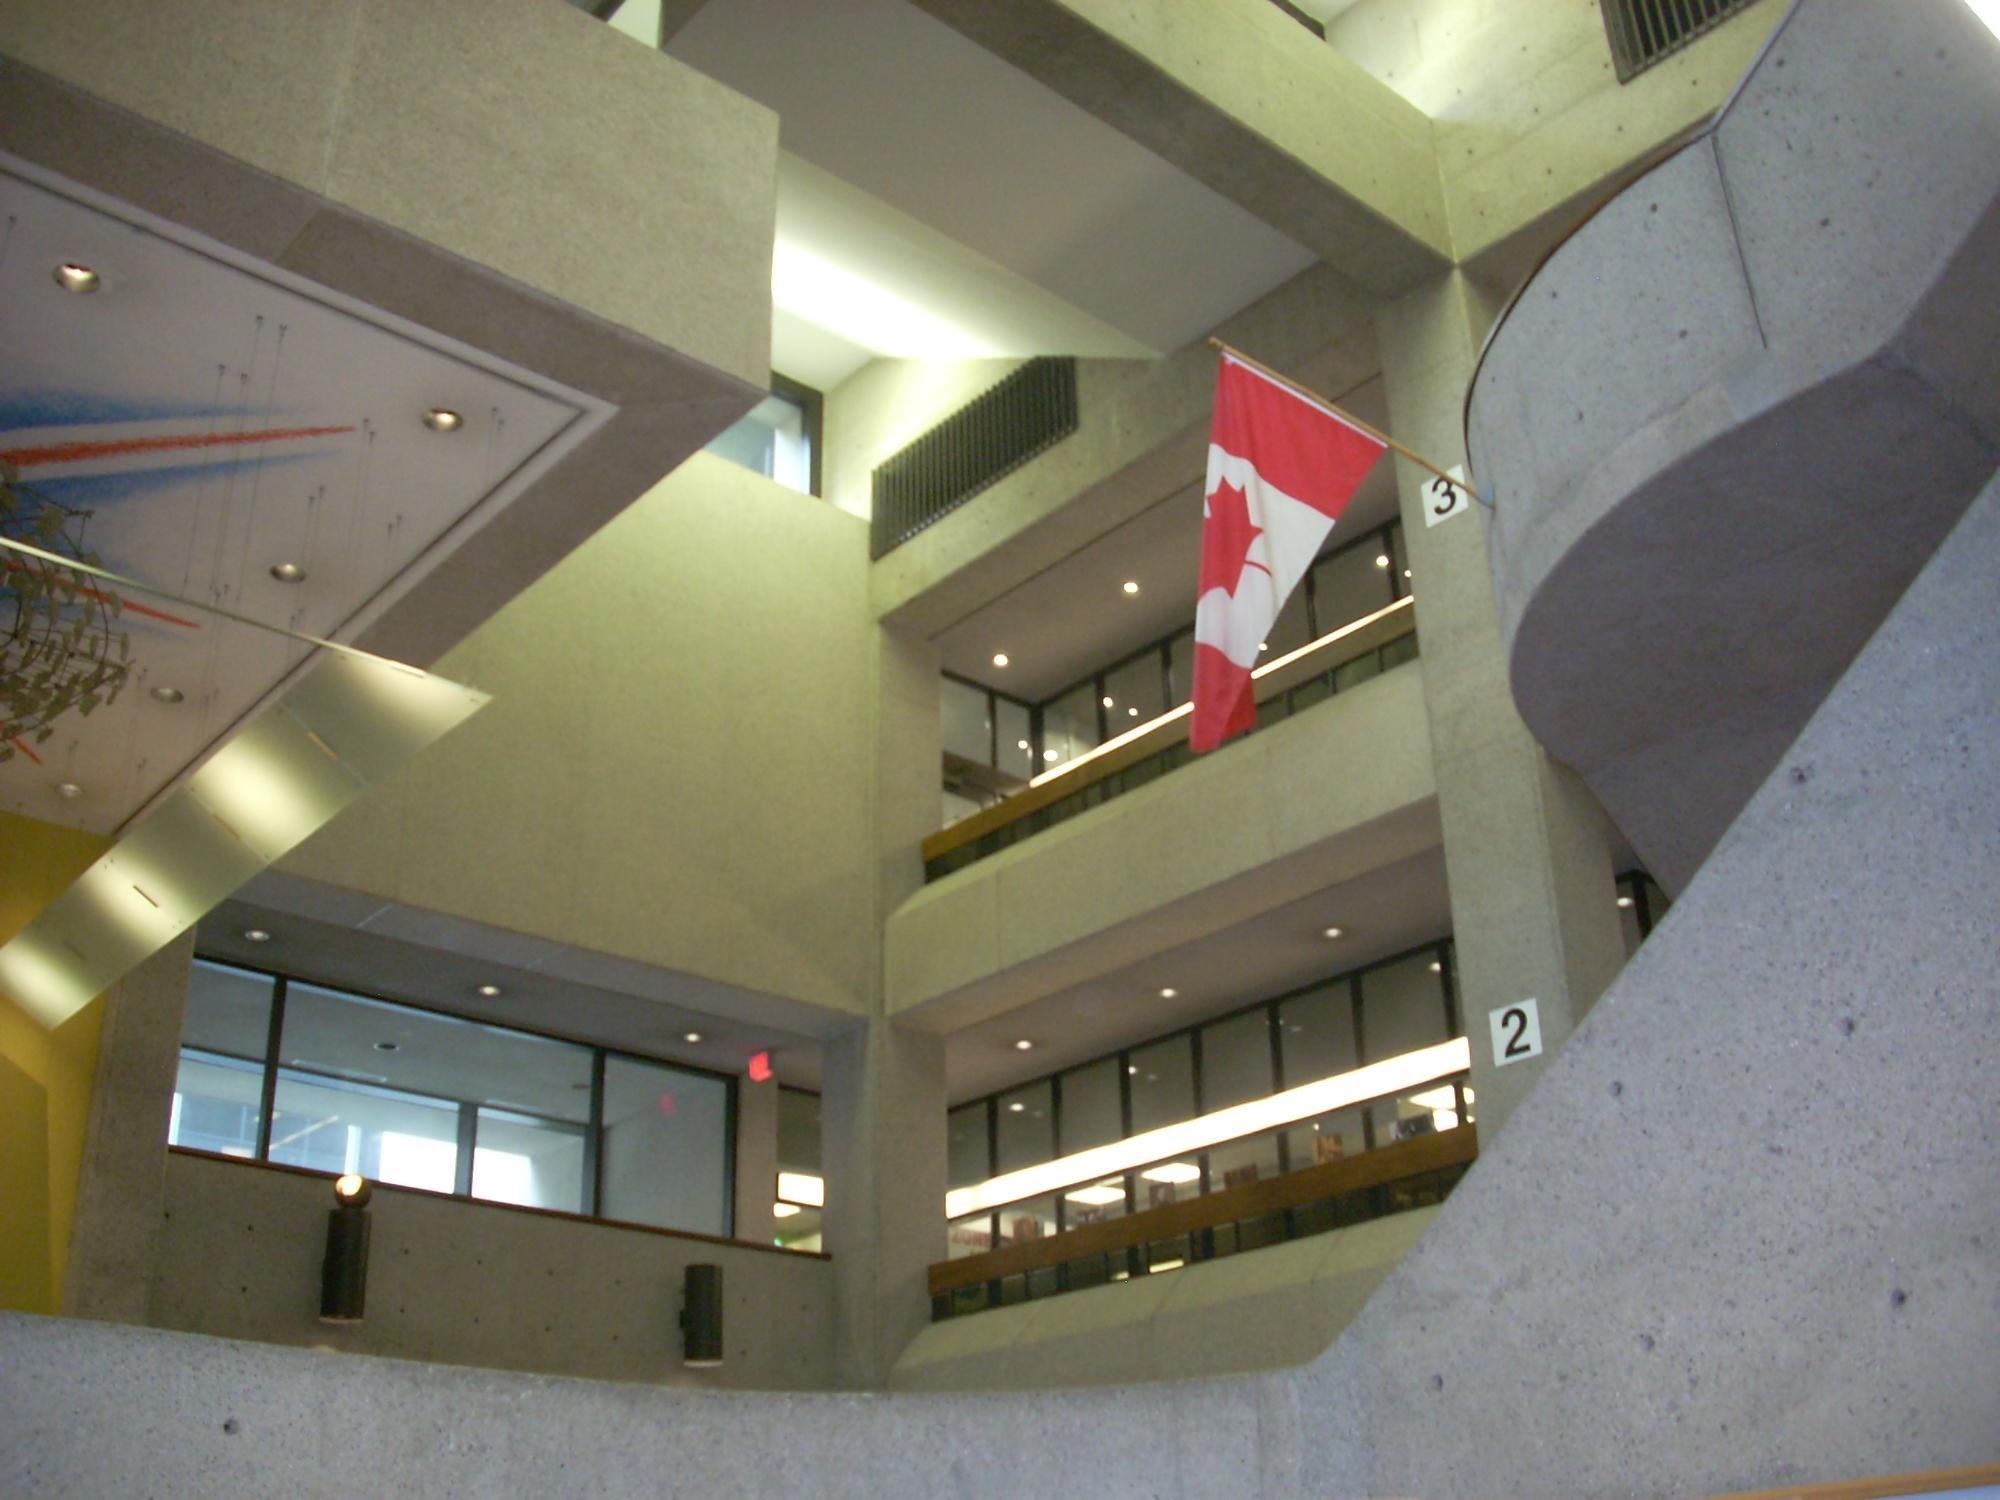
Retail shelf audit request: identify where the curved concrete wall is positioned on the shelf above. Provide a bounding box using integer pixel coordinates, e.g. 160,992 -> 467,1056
1467,0 -> 2000,890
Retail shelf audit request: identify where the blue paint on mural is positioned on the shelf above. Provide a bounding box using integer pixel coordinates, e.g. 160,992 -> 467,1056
0,391 -> 249,432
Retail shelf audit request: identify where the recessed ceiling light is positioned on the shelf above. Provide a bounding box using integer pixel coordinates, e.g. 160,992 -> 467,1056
56,782 -> 83,799
1102,695 -> 1114,709
373,1041 -> 400,1053
1015,738 -> 1030,751
242,928 -> 271,943
1159,986 -> 1177,999
1121,580 -> 1140,595
1007,1101 -> 1025,1113
1616,895 -> 1636,909
1013,1038 -> 1034,1051
1323,925 -> 1344,939
477,983 -> 502,997
422,408 -> 463,433
683,1031 -> 704,1044
773,1201 -> 803,1219
1127,1064 -> 1139,1075
269,561 -> 306,583
1259,641 -> 1269,651
1375,554 -> 1391,569
53,262 -> 100,294
149,685 -> 185,704
1428,961 -> 1443,974
1042,749 -> 1058,762
992,653 -> 1009,668
1403,568 -> 1413,579
1126,706 -> 1139,717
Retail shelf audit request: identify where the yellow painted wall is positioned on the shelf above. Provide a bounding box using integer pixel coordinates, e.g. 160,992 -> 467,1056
0,809 -> 112,1313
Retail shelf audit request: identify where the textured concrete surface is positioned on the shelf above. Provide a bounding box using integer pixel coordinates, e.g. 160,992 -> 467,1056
1290,452 -> 2000,1500
892,1207 -> 1438,1393
1377,271 -> 1628,1141
282,457 -> 881,1024
1469,0 -> 2000,892
908,0 -> 1450,297
0,0 -> 776,667
142,1152 -> 833,1389
61,936 -> 192,1323
885,661 -> 1439,1028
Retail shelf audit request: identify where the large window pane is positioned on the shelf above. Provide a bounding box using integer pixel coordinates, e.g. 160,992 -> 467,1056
1360,952 -> 1452,1063
1312,536 -> 1395,635
472,1108 -> 587,1212
268,1069 -> 462,1188
1127,1035 -> 1194,1134
1102,650 -> 1165,732
777,1087 -> 821,1175
1041,684 -> 1099,769
1164,626 -> 1198,707
183,960 -> 274,1062
1201,1010 -> 1275,1111
1057,1059 -> 1123,1154
1279,980 -> 1365,1165
169,1051 -> 263,1157
704,390 -> 812,494
995,1080 -> 1054,1172
995,698 -> 1034,783
948,1102 -> 990,1190
600,1055 -> 731,1237
940,676 -> 992,764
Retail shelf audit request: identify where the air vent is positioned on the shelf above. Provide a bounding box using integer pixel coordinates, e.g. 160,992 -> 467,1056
869,358 -> 1078,560
1601,0 -> 1757,84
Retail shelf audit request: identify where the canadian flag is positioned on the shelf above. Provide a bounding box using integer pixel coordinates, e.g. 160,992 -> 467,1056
1190,354 -> 1387,752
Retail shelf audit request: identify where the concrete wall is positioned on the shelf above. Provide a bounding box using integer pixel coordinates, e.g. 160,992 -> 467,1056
886,660 -> 1439,1028
279,456 -> 883,1023
893,1207 -> 1438,1392
1329,0 -> 1786,279
147,1152 -> 834,1389
0,811 -> 111,1313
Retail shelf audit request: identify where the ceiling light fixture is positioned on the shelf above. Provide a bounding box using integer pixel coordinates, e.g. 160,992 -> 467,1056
1016,739 -> 1030,751
776,1171 -> 824,1208
944,1036 -> 1472,1219
1013,1038 -> 1034,1051
1064,1182 -> 1126,1207
1042,749 -> 1059,763
56,782 -> 83,799
476,983 -> 501,998
773,1201 -> 802,1219
1102,695 -> 1114,709
1323,926 -> 1344,939
1429,961 -> 1443,974
269,562 -> 306,583
53,262 -> 101,294
1007,1101 -> 1026,1113
1140,1161 -> 1201,1185
683,1030 -> 704,1044
1616,895 -> 1636,909
1127,706 -> 1139,717
242,928 -> 271,943
992,653 -> 1009,668
1159,987 -> 1177,999
149,685 -> 185,704
373,1041 -> 400,1053
1121,580 -> 1140,595
422,408 -> 463,433
1375,554 -> 1391,569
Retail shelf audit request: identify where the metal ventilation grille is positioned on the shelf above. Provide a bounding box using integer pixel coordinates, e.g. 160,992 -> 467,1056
869,358 -> 1078,560
1601,0 -> 1756,84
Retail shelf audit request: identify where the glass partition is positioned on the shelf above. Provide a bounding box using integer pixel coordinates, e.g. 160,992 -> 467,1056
168,960 -> 736,1236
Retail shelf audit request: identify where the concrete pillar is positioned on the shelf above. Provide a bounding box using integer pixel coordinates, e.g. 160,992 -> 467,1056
62,932 -> 194,1322
820,1017 -> 947,1389
1376,272 -> 1629,1140
733,1069 -> 779,1247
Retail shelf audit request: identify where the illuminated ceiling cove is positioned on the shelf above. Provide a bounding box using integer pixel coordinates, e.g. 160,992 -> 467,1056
0,156 -> 605,835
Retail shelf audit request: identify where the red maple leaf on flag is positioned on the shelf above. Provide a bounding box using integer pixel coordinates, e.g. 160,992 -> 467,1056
1200,478 -> 1270,598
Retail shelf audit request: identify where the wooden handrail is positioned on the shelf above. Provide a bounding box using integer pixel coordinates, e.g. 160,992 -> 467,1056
929,1124 -> 1476,1297
923,602 -> 1417,865
1703,1463 -> 2000,1499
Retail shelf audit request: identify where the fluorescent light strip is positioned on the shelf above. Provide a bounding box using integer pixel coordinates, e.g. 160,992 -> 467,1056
944,1035 -> 1470,1219
1026,595 -> 1415,789
777,1170 -> 825,1208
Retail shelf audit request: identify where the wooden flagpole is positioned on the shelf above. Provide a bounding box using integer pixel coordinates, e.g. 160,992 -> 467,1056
1206,337 -> 1487,507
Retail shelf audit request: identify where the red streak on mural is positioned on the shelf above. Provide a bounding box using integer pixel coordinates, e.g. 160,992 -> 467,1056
9,737 -> 44,765
1,424 -> 355,467
3,562 -> 201,629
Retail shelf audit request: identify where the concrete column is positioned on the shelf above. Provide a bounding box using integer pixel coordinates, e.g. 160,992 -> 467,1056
1376,272 -> 1628,1140
820,1017 -> 947,1389
733,1070 -> 778,1247
62,932 -> 194,1323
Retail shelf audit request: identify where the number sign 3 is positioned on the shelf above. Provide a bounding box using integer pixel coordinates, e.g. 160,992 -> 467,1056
1488,999 -> 1544,1067
1422,464 -> 1470,528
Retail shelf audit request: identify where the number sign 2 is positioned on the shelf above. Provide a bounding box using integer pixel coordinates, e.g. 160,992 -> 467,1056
1488,999 -> 1544,1067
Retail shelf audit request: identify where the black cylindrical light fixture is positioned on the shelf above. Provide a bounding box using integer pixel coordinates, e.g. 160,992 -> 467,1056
681,1263 -> 723,1368
320,1174 -> 372,1323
